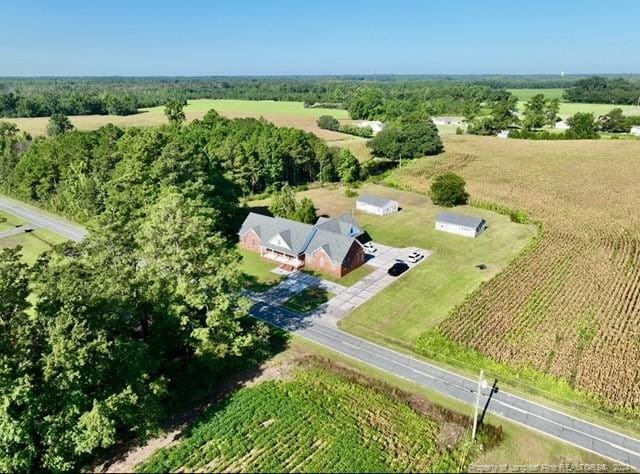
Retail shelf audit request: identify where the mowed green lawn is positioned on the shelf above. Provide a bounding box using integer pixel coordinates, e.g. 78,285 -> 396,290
0,227 -> 68,264
237,247 -> 284,292
288,185 -> 536,347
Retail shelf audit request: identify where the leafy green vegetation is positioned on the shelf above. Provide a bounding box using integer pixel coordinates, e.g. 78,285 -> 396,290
283,286 -> 334,313
137,362 -> 487,473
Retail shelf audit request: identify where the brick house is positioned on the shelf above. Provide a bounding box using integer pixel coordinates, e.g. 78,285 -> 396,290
238,212 -> 366,277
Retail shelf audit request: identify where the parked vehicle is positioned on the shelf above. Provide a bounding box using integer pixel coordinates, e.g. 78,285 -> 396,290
387,262 -> 409,276
363,242 -> 377,253
407,251 -> 423,263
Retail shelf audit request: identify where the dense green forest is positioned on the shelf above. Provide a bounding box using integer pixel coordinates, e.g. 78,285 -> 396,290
563,76 -> 640,104
3,75 -> 638,119
0,112 -> 368,471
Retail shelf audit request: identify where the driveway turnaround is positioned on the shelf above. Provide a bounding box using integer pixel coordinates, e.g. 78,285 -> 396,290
0,195 -> 87,242
3,196 -> 639,468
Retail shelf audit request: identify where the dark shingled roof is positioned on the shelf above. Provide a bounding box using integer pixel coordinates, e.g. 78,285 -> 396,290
239,213 -> 363,262
436,212 -> 486,230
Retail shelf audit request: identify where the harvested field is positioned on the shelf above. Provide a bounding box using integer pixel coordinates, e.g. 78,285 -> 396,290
7,99 -> 354,140
392,135 -> 640,419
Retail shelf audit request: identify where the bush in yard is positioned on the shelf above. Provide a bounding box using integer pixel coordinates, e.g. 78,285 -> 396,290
294,197 -> 317,224
430,173 -> 469,207
317,115 -> 340,131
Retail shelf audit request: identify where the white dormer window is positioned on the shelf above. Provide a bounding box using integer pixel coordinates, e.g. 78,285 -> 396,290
268,233 -> 290,250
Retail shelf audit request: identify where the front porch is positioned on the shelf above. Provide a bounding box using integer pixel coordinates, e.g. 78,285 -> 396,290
261,248 -> 304,270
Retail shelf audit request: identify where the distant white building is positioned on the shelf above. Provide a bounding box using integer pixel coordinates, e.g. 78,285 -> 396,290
435,212 -> 486,238
357,120 -> 385,134
496,130 -> 509,138
630,126 -> 640,136
555,120 -> 570,130
356,194 -> 399,216
432,117 -> 463,126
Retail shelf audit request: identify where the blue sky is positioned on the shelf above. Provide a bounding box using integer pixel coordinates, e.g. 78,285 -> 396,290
2,0 -> 638,76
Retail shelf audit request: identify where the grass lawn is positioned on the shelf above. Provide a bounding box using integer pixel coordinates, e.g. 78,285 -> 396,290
8,99 -> 352,140
0,210 -> 27,232
303,264 -> 374,287
274,184 -> 536,347
0,228 -> 68,264
237,247 -> 284,292
283,286 -> 334,313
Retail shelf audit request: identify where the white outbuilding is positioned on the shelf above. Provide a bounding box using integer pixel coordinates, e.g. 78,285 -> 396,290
435,212 -> 486,238
357,120 -> 385,134
496,130 -> 509,138
356,194 -> 399,216
630,126 -> 640,136
555,120 -> 570,130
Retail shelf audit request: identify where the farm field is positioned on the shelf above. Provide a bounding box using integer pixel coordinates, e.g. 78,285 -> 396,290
507,88 -> 566,101
325,136 -> 372,161
271,184 -> 536,343
390,134 -> 640,423
7,99 -> 353,141
137,358 -> 486,473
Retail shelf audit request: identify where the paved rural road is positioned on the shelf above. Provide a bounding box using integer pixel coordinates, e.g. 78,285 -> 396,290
0,195 -> 87,242
251,301 -> 640,469
3,196 -> 639,468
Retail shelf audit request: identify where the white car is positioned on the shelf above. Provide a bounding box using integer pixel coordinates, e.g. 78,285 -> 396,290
407,251 -> 424,263
363,242 -> 377,253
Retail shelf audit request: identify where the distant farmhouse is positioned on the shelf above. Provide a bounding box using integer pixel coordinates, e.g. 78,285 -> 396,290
435,212 -> 486,238
432,117 -> 463,126
356,120 -> 385,134
631,125 -> 640,136
356,194 -> 399,216
496,130 -> 509,138
239,213 -> 365,277
555,120 -> 570,130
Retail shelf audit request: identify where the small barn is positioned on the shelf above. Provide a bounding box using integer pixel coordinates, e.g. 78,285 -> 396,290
555,120 -> 570,130
357,120 -> 385,134
356,194 -> 399,216
630,125 -> 640,136
435,212 -> 486,238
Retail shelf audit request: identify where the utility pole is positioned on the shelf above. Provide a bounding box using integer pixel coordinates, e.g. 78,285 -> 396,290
472,369 -> 487,440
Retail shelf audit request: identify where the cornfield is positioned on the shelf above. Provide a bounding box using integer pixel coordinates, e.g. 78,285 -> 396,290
396,135 -> 640,417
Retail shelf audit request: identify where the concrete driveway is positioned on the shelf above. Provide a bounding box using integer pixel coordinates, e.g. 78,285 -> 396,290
253,242 -> 430,326
327,243 -> 430,316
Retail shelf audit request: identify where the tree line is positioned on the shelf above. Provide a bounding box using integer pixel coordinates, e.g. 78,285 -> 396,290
0,113 -> 303,471
564,76 -> 640,105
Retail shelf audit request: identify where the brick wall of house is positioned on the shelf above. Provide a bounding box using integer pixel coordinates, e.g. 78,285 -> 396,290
305,248 -> 343,277
341,242 -> 366,276
306,242 -> 365,277
239,230 -> 261,252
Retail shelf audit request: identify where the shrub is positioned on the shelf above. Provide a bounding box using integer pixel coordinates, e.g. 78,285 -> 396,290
430,173 -> 469,207
344,188 -> 359,198
338,124 -> 373,138
317,115 -> 340,131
